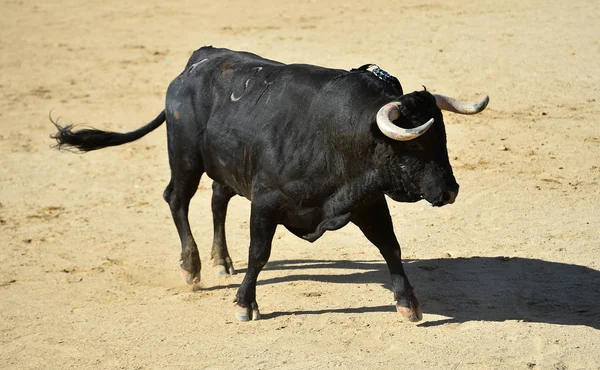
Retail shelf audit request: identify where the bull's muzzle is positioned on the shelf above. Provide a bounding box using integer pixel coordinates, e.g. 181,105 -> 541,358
442,189 -> 458,205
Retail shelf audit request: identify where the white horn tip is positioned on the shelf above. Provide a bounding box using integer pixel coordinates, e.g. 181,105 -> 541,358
434,93 -> 490,115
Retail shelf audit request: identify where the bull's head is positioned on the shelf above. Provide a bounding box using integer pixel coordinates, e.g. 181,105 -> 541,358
376,90 -> 489,206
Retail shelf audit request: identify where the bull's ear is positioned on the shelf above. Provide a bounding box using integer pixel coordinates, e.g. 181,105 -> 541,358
376,101 -> 434,141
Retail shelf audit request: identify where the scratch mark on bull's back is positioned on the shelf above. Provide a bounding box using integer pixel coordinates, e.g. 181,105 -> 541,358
255,81 -> 272,105
255,69 -> 281,106
229,65 -> 273,103
188,58 -> 208,73
231,79 -> 250,102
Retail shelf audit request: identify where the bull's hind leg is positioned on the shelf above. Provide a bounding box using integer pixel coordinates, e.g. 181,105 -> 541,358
211,182 -> 236,275
163,108 -> 204,289
164,168 -> 203,288
351,196 -> 422,322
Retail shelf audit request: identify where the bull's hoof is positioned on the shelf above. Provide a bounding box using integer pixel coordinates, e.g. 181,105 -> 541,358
396,295 -> 423,322
234,302 -> 260,321
180,268 -> 201,290
214,258 -> 236,276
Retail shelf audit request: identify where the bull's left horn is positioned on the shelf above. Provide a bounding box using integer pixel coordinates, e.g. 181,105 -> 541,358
376,102 -> 434,141
433,94 -> 489,115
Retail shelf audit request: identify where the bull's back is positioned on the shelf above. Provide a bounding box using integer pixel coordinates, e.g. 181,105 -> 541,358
167,47 -> 351,198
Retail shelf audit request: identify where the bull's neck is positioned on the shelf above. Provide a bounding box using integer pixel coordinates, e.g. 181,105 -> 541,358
375,143 -> 420,201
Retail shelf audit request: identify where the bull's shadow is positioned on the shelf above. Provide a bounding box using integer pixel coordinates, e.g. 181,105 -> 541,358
227,257 -> 600,328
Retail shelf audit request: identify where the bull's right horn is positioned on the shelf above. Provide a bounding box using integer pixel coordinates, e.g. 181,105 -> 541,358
433,94 -> 489,115
376,102 -> 434,141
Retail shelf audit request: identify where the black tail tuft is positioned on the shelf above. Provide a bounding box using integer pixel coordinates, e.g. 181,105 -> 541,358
50,110 -> 166,152
51,121 -> 124,152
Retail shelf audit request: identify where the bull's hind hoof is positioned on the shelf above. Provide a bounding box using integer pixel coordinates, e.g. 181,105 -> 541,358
234,302 -> 261,321
396,295 -> 423,322
180,268 -> 201,290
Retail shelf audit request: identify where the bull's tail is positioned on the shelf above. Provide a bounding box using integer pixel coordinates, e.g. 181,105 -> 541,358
51,110 -> 166,152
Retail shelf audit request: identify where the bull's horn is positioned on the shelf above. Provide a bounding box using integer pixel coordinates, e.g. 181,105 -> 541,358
376,102 -> 434,141
433,94 -> 489,114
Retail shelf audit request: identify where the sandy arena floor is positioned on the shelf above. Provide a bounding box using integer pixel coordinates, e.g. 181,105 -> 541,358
1,0 -> 599,368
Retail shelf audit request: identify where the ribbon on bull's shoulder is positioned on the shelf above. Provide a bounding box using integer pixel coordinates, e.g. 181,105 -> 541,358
351,64 -> 403,93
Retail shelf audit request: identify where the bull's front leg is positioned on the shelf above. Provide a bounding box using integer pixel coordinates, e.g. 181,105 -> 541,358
234,197 -> 278,321
351,196 -> 422,322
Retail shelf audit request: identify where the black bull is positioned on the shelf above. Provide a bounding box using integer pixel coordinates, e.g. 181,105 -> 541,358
52,46 -> 489,322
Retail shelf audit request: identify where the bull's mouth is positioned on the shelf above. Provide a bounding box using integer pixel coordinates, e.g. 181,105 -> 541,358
384,190 -> 422,203
386,190 -> 457,207
423,190 -> 458,207
425,198 -> 446,207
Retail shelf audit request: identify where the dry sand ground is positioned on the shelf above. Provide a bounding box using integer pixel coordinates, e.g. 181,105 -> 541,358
1,0 -> 600,368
